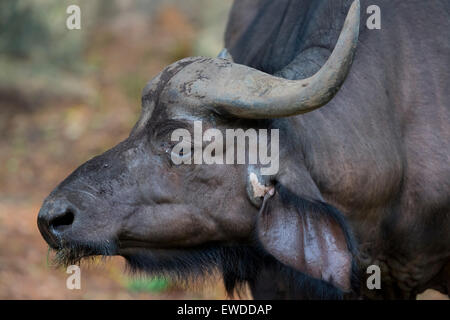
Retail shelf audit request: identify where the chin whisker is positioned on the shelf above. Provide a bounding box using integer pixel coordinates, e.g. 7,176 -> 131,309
49,239 -> 117,267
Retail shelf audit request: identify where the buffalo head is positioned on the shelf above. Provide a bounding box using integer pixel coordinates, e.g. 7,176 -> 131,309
38,0 -> 360,295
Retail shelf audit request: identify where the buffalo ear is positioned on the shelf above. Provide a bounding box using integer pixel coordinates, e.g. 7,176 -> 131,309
256,185 -> 354,292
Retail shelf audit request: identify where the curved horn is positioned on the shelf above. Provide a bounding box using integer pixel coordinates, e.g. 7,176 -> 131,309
202,0 -> 360,118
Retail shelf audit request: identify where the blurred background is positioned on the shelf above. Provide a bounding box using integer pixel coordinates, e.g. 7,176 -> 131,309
0,0 -> 239,299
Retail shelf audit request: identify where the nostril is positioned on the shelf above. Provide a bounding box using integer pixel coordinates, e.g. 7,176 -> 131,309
50,209 -> 75,232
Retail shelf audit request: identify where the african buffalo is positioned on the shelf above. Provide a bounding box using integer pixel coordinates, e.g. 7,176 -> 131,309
37,0 -> 450,299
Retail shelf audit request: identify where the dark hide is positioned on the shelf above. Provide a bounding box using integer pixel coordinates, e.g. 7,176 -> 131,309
226,0 -> 354,77
226,0 -> 450,299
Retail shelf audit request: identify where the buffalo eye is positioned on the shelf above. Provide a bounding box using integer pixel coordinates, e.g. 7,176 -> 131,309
169,145 -> 192,165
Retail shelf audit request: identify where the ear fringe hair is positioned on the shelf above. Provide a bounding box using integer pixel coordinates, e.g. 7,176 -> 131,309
257,256 -> 346,300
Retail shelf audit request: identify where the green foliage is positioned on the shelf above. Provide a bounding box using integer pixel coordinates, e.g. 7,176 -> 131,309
0,0 -> 50,58
126,277 -> 170,293
0,0 -> 86,70
0,0 -> 100,106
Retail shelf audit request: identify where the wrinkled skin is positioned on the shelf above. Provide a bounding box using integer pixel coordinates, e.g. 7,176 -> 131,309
38,0 -> 450,299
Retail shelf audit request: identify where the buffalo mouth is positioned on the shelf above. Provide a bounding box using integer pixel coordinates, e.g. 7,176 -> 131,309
48,237 -> 194,267
49,239 -> 118,266
47,237 -> 182,267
